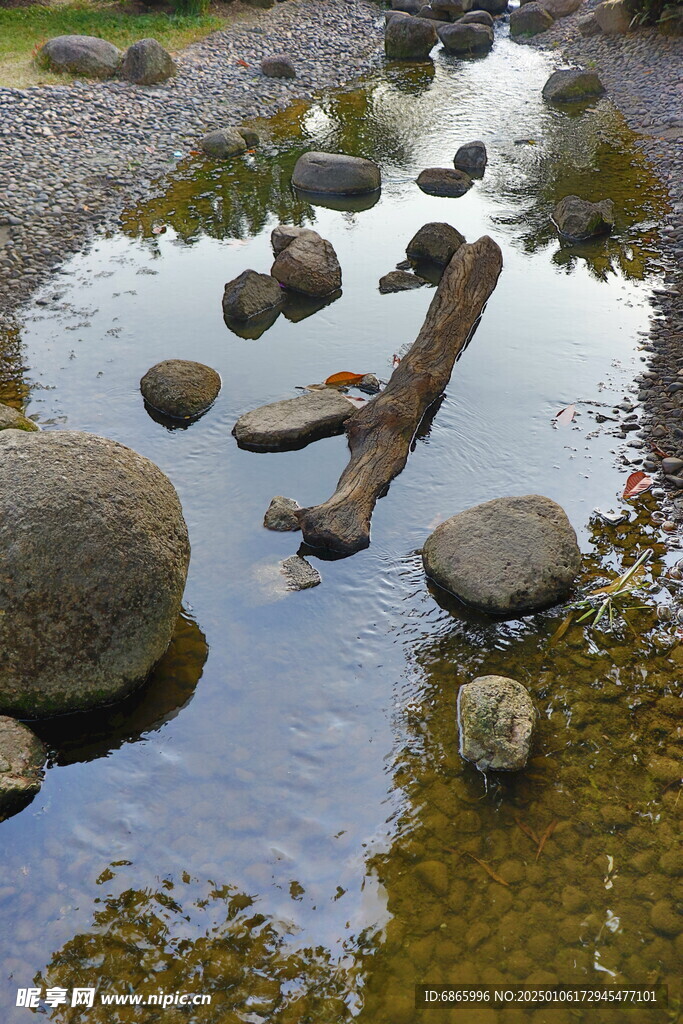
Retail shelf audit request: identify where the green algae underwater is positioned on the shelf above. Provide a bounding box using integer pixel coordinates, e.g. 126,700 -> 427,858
0,31 -> 681,1024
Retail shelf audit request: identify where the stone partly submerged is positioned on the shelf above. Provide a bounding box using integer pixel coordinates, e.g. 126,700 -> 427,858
422,494 -> 581,615
0,717 -> 46,815
271,232 -> 342,297
385,15 -> 439,59
457,675 -> 536,771
0,431 -> 190,717
510,2 -> 555,36
437,22 -> 494,52
0,402 -> 38,432
140,359 -> 221,422
379,270 -> 425,293
282,555 -> 321,590
552,194 -> 615,240
271,224 -> 318,255
453,141 -> 488,178
264,496 -> 302,531
416,167 -> 473,197
222,269 -> 285,321
40,35 -> 122,78
542,68 -> 606,103
291,151 -> 381,196
120,38 -> 176,85
233,390 -> 355,451
407,221 -> 466,264
200,127 -> 248,159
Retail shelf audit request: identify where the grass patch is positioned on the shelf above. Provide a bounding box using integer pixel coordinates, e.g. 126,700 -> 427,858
0,1 -> 226,87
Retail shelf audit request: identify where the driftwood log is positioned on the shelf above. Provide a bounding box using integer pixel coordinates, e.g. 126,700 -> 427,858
296,235 -> 503,555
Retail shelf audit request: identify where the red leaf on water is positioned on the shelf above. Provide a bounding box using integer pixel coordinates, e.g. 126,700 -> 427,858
623,471 -> 653,499
555,404 -> 576,426
325,371 -> 366,386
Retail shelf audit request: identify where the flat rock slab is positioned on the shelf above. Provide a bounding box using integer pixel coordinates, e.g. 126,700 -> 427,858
379,270 -> 425,292
417,167 -> 473,197
458,675 -> 536,771
233,390 -> 354,451
0,402 -> 38,432
140,359 -> 221,421
542,69 -> 605,103
292,151 -> 381,196
282,555 -> 321,590
423,494 -> 581,615
0,717 -> 46,814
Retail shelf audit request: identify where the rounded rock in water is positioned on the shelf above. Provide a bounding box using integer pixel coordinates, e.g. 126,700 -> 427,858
0,717 -> 46,815
457,675 -> 536,771
140,359 -> 221,422
0,431 -> 190,717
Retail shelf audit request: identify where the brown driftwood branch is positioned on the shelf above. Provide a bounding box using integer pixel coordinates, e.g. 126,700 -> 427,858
296,235 -> 503,555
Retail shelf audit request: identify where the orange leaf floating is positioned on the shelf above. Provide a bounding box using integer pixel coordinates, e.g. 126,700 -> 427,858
324,371 -> 366,387
555,404 -> 576,426
623,471 -> 653,499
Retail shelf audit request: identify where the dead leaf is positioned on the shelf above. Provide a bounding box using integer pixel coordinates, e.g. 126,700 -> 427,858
343,395 -> 366,407
236,58 -> 249,67
465,853 -> 510,887
623,471 -> 653,499
651,444 -> 670,459
549,611 -> 576,645
535,820 -> 559,861
514,816 -> 540,845
555,404 -> 576,426
324,371 -> 367,387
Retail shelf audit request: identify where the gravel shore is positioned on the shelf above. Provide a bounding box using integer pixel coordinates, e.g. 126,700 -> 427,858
0,0 -> 384,321
527,8 -> 683,511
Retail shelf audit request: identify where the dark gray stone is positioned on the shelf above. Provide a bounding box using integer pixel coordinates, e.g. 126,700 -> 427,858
261,53 -> 296,78
578,11 -> 602,34
454,140 -> 488,177
423,494 -> 581,615
552,195 -> 614,240
471,0 -> 508,13
542,69 -> 606,103
406,221 -> 466,264
282,556 -> 321,590
271,232 -> 342,297
264,496 -> 301,531
437,21 -> 494,51
510,3 -> 554,35
458,675 -> 536,771
271,224 -> 318,255
222,269 -> 284,321
416,167 -> 473,197
385,16 -> 439,59
459,9 -> 495,24
40,35 -> 122,78
200,127 -> 247,159
0,431 -> 190,717
121,38 -> 176,86
379,270 -> 425,292
236,127 -> 260,148
292,151 -> 381,195
140,360 -> 221,421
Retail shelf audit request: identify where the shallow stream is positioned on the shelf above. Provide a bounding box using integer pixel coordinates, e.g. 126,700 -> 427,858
0,24 -> 680,1024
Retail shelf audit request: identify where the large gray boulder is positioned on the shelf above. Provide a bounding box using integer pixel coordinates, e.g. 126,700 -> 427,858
391,0 -> 423,11
385,16 -> 439,59
454,140 -> 487,177
458,676 -> 536,771
271,232 -> 342,297
0,431 -> 190,717
552,195 -> 614,240
542,69 -> 605,103
140,360 -> 221,421
416,167 -> 473,197
510,3 -> 555,35
406,221 -> 465,264
222,269 -> 284,321
594,0 -> 632,32
538,0 -> 583,16
0,403 -> 38,432
422,494 -> 581,615
40,35 -> 122,78
438,21 -> 494,51
233,390 -> 353,451
200,127 -> 247,159
121,38 -> 176,85
292,151 -> 381,196
0,717 -> 46,814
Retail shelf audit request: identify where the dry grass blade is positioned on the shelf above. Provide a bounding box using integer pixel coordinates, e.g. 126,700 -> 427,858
465,852 -> 510,887
549,610 -> 576,645
514,816 -> 540,845
535,820 -> 559,861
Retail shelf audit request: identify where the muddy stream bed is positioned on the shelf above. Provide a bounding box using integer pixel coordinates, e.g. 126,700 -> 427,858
0,25 -> 681,1024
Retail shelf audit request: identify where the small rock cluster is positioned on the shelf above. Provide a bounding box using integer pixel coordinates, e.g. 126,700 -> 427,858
40,34 -> 176,85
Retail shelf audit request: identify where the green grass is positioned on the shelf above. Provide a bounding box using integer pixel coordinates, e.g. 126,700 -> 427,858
0,2 -> 226,87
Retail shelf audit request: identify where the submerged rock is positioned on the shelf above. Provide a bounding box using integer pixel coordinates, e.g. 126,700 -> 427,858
542,69 -> 605,103
292,151 -> 381,195
416,167 -> 473,197
385,16 -> 439,59
0,431 -> 190,717
200,127 -> 247,159
407,221 -> 465,264
0,403 -> 38,432
121,38 -> 176,85
379,270 -> 425,293
0,717 -> 46,814
222,269 -> 284,321
453,140 -> 488,178
233,390 -> 353,451
458,675 -> 536,771
271,232 -> 342,297
282,555 -> 321,590
140,359 -> 221,421
552,194 -> 614,240
40,35 -> 122,78
437,21 -> 494,51
422,494 -> 581,615
510,3 -> 554,35
260,53 -> 296,78
264,496 -> 302,531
